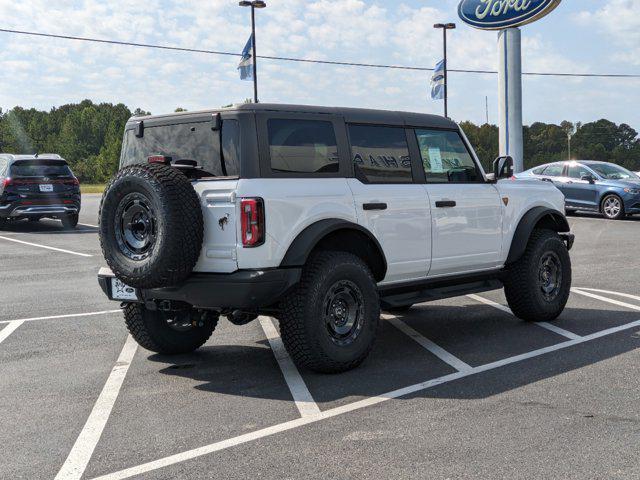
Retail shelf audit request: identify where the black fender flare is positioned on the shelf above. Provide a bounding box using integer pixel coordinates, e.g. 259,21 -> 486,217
280,219 -> 388,280
506,207 -> 571,265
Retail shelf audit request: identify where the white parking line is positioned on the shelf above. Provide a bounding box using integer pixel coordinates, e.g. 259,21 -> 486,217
467,294 -> 582,340
55,335 -> 138,480
259,317 -> 320,418
0,235 -> 93,257
383,314 -> 473,372
571,288 -> 640,312
79,223 -> 99,229
91,317 -> 640,480
0,320 -> 25,345
573,287 -> 640,304
0,310 -> 121,325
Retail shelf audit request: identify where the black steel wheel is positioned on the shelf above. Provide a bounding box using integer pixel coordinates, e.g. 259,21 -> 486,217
279,251 -> 380,374
99,163 -> 203,289
504,229 -> 572,322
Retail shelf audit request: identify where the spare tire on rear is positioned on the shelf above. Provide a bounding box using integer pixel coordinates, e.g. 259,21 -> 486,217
99,163 -> 204,289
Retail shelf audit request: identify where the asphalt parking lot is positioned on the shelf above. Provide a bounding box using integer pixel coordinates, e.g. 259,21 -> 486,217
2,195 -> 640,480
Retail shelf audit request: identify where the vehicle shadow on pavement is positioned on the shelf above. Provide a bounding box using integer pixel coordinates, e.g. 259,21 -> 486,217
149,304 -> 640,407
150,345 -> 297,402
0,221 -> 97,234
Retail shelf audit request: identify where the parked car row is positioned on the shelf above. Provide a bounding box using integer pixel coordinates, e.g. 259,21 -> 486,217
0,154 -> 81,229
517,160 -> 640,220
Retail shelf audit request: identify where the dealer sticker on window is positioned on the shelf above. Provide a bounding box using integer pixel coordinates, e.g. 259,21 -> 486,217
111,278 -> 138,301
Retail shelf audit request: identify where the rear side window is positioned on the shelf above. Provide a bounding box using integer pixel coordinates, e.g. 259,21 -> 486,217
0,159 -> 7,176
121,120 -> 240,177
267,119 -> 339,174
415,129 -> 480,183
348,125 -> 412,184
10,160 -> 72,177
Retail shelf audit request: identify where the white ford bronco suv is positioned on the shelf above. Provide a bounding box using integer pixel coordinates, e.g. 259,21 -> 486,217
98,104 -> 574,373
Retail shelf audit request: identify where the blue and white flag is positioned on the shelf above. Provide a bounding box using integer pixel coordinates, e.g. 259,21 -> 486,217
238,34 -> 254,81
430,59 -> 445,101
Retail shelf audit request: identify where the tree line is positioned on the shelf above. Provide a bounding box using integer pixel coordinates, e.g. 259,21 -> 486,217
0,100 -> 638,183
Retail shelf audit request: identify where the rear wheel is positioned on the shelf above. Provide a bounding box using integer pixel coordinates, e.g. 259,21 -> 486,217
124,303 -> 217,354
279,251 -> 380,374
61,213 -> 78,229
504,229 -> 571,322
601,194 -> 625,220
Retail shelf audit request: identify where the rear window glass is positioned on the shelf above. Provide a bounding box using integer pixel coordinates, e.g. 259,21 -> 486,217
268,119 -> 339,174
120,120 -> 240,177
10,160 -> 72,177
348,125 -> 412,184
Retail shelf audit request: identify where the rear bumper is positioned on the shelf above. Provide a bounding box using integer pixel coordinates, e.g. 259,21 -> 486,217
0,202 -> 80,219
98,267 -> 302,310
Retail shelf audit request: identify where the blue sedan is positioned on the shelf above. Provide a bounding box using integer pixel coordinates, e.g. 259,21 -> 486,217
517,161 -> 640,220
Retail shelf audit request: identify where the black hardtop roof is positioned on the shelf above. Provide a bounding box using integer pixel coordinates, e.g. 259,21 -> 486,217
127,103 -> 458,130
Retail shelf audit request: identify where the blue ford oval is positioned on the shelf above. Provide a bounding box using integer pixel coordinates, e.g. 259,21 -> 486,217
458,0 -> 562,30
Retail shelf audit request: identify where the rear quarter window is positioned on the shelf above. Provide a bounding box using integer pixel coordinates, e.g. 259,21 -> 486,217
267,119 -> 339,174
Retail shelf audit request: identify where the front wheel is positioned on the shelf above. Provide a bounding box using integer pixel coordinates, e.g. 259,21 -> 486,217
504,229 -> 572,322
124,303 -> 218,354
601,194 -> 625,220
279,251 -> 380,374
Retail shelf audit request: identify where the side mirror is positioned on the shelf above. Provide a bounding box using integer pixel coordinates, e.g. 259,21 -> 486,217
580,174 -> 595,184
493,156 -> 514,181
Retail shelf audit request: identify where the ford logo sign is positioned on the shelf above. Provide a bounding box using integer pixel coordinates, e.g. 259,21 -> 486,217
458,0 -> 562,30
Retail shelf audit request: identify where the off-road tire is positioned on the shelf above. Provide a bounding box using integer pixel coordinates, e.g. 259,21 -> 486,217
123,303 -> 217,354
61,213 -> 78,229
601,194 -> 625,220
279,251 -> 380,374
99,163 -> 203,289
504,229 -> 571,322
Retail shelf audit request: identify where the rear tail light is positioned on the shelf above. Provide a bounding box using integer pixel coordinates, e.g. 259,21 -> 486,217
148,155 -> 171,165
1,177 -> 12,188
241,198 -> 265,247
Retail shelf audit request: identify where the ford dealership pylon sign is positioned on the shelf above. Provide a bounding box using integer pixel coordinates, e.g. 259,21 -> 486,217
458,0 -> 561,30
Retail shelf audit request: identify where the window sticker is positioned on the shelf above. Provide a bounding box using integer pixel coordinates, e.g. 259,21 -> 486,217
428,147 -> 444,173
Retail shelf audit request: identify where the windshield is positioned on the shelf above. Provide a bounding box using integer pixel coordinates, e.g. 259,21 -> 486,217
120,119 -> 240,177
10,160 -> 72,178
589,163 -> 638,180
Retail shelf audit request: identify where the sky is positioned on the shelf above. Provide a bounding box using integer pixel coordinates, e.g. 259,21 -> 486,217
0,0 -> 638,129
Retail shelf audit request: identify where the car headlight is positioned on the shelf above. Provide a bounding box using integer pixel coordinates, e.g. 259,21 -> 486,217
624,188 -> 640,194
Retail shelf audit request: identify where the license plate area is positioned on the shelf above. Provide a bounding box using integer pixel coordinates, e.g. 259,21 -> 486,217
39,184 -> 54,193
111,278 -> 138,301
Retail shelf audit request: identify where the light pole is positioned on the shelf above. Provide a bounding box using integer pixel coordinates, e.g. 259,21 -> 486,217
434,23 -> 456,118
239,0 -> 266,103
567,132 -> 572,160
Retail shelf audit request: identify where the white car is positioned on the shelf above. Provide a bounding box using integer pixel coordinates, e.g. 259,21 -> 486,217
97,104 -> 574,373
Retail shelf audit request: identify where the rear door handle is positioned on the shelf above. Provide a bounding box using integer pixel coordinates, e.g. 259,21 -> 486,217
435,200 -> 456,208
363,203 -> 387,211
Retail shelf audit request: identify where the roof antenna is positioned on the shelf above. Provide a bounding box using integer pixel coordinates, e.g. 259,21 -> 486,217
34,152 -> 38,158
